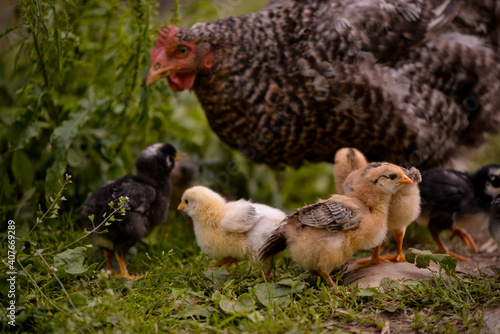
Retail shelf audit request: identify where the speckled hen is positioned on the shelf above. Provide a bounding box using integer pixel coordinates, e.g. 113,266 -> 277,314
147,0 -> 500,170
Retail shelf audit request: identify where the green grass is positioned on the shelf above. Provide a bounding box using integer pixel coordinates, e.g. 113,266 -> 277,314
1,184 -> 499,333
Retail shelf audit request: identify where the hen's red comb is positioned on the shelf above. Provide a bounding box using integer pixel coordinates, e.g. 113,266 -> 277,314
151,25 -> 179,62
155,25 -> 179,48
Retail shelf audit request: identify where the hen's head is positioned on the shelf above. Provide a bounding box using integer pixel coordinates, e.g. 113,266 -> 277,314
146,25 -> 214,91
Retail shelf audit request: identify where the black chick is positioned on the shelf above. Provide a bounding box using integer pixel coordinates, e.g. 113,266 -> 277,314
489,194 -> 500,248
417,164 -> 500,261
81,143 -> 177,279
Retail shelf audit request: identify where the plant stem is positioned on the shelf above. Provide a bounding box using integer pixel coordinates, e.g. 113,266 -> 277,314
36,250 -> 82,318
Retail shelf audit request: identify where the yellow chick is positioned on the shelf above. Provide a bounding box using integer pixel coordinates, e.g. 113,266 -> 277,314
178,186 -> 286,276
260,163 -> 413,287
334,148 -> 421,265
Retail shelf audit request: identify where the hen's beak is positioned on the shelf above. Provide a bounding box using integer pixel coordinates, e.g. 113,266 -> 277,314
146,68 -> 170,86
398,175 -> 413,184
177,202 -> 186,210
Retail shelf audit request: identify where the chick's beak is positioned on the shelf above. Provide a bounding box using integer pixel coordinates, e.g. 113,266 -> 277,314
398,175 -> 413,184
177,202 -> 186,210
146,67 -> 170,86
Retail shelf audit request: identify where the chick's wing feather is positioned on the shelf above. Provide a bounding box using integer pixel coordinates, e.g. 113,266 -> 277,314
220,199 -> 263,233
110,176 -> 156,213
297,198 -> 360,231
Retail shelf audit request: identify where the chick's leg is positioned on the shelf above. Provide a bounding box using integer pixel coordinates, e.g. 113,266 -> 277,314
429,222 -> 471,262
115,251 -> 142,280
356,244 -> 389,267
102,249 -> 116,275
210,257 -> 240,269
386,229 -> 406,262
450,227 -> 478,252
310,269 -> 335,287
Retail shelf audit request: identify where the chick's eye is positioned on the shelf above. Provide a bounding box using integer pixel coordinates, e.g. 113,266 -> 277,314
389,174 -> 397,180
185,199 -> 189,204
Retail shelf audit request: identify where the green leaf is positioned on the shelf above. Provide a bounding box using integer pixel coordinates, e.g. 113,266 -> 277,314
46,108 -> 92,194
204,267 -> 232,284
54,247 -> 91,275
218,293 -> 256,315
69,292 -> 88,307
171,288 -> 186,299
406,248 -> 457,276
211,291 -> 222,304
0,156 -> 14,203
357,287 -> 383,297
254,283 -> 292,307
247,310 -> 265,323
11,150 -> 35,190
7,104 -> 39,151
233,293 -> 255,313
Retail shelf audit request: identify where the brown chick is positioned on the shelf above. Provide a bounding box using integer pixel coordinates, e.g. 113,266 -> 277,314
334,148 -> 422,265
333,148 -> 368,195
259,163 -> 413,287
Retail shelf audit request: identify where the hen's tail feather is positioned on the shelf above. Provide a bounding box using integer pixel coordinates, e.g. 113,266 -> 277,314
259,231 -> 287,262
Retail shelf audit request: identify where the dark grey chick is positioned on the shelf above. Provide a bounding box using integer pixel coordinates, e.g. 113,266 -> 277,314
81,143 -> 176,279
489,194 -> 500,247
417,164 -> 500,261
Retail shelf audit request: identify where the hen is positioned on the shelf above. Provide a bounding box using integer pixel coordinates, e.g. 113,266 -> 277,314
147,0 -> 500,170
81,143 -> 177,279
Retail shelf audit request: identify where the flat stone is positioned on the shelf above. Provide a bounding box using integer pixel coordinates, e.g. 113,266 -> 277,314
343,259 -> 439,288
483,308 -> 500,334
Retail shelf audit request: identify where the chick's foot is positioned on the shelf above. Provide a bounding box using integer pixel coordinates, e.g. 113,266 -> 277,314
450,227 -> 478,252
210,257 -> 240,269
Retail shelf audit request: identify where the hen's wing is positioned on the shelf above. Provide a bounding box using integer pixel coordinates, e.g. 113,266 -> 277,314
220,199 -> 263,233
295,197 -> 362,232
289,0 -> 461,63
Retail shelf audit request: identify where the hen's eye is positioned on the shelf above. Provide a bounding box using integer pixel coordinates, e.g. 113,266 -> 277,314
177,46 -> 189,57
389,174 -> 397,180
154,62 -> 161,70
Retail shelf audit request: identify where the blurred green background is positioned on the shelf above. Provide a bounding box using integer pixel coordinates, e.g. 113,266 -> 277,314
1,0 -> 499,234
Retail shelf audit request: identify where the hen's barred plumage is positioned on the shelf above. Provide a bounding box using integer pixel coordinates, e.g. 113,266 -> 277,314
148,0 -> 500,169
